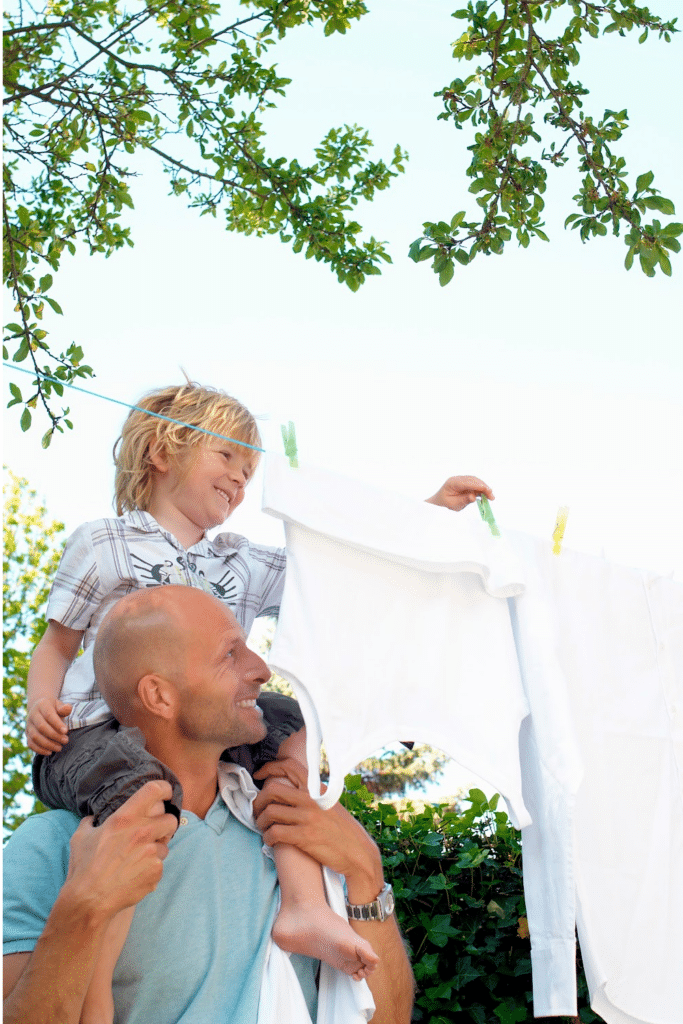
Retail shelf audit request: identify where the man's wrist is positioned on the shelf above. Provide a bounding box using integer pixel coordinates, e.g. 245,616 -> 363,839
343,842 -> 385,904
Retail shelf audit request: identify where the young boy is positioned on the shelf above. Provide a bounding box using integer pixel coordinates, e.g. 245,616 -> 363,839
26,381 -> 494,1024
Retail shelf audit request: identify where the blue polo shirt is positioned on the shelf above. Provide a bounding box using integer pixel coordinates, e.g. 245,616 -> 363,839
4,796 -> 317,1022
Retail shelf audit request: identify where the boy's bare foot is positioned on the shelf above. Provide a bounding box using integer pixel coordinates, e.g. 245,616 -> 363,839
272,901 -> 380,981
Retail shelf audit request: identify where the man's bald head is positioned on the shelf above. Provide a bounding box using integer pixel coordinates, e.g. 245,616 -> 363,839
94,586 -> 220,724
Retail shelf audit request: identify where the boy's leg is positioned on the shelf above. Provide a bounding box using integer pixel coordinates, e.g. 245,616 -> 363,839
33,715 -> 183,824
267,728 -> 380,980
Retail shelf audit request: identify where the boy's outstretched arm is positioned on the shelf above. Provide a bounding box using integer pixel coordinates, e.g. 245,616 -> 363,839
253,761 -> 415,1024
426,475 -> 494,511
26,620 -> 83,755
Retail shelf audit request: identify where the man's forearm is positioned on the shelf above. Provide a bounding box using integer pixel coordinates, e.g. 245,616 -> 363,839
3,889 -> 108,1024
351,914 -> 415,1024
342,824 -> 415,1024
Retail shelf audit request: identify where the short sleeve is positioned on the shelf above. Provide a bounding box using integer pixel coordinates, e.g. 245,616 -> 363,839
46,522 -> 103,630
3,812 -> 78,955
253,544 -> 287,618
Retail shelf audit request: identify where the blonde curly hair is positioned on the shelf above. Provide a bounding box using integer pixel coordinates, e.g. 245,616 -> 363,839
113,382 -> 262,515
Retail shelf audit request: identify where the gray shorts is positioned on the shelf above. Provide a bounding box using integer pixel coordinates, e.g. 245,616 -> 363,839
32,691 -> 304,825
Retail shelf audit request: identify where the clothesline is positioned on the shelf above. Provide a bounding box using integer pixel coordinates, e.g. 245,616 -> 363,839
3,361 -> 267,454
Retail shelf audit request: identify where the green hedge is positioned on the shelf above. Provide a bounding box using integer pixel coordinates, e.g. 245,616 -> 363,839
341,778 -> 604,1024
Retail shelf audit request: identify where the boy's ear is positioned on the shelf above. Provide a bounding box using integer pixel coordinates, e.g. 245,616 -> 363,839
138,674 -> 175,720
148,440 -> 170,473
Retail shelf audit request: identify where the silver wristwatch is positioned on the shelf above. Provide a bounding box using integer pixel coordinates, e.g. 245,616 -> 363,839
346,882 -> 395,922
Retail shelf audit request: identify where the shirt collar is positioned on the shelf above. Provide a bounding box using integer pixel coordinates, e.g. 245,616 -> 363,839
121,509 -> 234,557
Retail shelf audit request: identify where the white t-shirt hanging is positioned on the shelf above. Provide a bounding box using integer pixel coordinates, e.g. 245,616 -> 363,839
262,452 -> 531,828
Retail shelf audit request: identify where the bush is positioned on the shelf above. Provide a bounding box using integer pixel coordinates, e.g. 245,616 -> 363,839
341,778 -> 603,1024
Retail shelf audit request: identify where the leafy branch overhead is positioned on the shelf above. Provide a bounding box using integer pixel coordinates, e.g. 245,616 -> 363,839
3,0 -> 405,440
409,0 -> 681,286
3,2 -> 681,438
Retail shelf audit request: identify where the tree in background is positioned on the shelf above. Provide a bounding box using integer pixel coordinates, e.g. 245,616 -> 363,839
3,0 -> 406,441
3,1 -> 680,438
3,469 -> 65,834
409,0 -> 681,286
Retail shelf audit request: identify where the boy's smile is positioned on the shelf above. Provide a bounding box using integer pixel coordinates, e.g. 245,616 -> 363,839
148,441 -> 256,548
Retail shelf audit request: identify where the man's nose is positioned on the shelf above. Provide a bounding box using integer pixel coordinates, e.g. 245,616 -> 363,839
244,648 -> 270,687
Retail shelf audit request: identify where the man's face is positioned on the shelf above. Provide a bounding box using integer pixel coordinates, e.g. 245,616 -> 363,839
175,595 -> 269,749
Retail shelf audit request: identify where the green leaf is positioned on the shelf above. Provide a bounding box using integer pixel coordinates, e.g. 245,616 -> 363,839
39,274 -> 54,292
20,407 -> 32,431
438,261 -> 455,287
408,239 -> 423,262
635,171 -> 654,192
659,250 -> 672,276
642,196 -> 676,215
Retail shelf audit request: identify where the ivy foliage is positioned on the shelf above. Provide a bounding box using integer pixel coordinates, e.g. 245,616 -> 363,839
409,0 -> 681,287
342,777 -> 605,1024
3,469 -> 65,834
3,0 -> 406,439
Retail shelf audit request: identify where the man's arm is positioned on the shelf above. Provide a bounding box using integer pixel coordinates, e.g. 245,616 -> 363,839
3,781 -> 176,1024
253,763 -> 415,1024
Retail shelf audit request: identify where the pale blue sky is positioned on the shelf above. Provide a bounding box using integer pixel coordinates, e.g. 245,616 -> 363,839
4,0 -> 683,797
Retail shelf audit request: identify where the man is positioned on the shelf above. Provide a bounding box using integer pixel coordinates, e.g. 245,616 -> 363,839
3,586 -> 414,1023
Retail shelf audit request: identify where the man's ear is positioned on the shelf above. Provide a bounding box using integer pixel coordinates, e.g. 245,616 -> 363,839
137,674 -> 175,720
148,440 -> 170,474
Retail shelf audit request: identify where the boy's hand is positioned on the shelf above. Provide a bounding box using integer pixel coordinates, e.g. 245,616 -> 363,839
26,697 -> 73,756
426,475 -> 494,512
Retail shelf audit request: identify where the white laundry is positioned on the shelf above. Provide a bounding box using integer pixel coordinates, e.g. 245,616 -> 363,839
217,762 -> 375,1024
262,452 -> 530,824
262,453 -> 683,1022
506,532 -> 585,1016
510,537 -> 682,1024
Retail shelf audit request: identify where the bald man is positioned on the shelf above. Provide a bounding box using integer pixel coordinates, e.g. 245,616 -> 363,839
3,586 -> 414,1024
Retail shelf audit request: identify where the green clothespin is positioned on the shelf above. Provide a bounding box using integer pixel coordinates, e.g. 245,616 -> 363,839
477,496 -> 500,537
552,506 -> 569,556
281,421 -> 298,468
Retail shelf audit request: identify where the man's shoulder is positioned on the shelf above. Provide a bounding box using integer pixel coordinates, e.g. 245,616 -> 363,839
5,809 -> 80,851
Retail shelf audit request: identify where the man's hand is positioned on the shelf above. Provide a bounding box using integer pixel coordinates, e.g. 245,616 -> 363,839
254,759 -> 415,1023
26,697 -> 72,755
253,760 -> 383,902
426,475 -> 494,511
63,780 -> 178,923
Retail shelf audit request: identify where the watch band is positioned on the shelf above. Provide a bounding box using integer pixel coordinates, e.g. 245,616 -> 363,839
346,882 -> 395,922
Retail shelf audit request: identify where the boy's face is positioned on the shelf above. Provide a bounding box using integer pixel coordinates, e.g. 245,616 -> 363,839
158,440 -> 257,535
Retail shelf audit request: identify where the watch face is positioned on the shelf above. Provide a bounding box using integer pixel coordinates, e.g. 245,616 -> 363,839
384,889 -> 395,915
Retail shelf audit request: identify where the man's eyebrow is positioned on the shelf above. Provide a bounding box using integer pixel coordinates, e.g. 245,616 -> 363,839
224,625 -> 247,643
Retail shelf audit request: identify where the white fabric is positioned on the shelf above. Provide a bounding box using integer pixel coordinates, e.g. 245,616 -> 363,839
218,763 -> 375,1024
262,453 -> 531,827
513,538 -> 683,1024
506,531 -> 584,1014
262,454 -> 683,1022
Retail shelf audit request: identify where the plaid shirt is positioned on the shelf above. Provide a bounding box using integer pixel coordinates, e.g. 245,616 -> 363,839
47,511 -> 286,729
